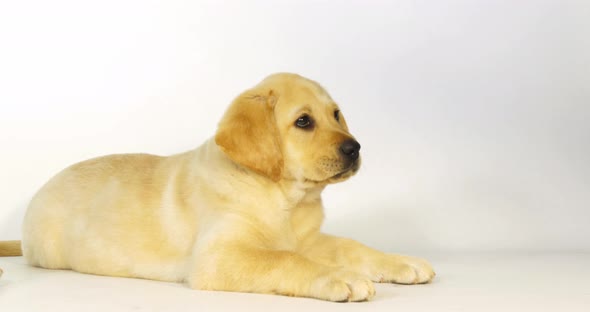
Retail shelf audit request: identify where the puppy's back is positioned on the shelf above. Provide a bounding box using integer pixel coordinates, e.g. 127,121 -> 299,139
21,153 -> 184,274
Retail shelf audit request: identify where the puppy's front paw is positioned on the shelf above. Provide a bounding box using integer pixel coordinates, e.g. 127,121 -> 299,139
311,270 -> 375,302
371,255 -> 435,284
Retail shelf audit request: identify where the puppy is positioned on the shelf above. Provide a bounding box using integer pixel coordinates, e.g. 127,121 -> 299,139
9,73 -> 434,301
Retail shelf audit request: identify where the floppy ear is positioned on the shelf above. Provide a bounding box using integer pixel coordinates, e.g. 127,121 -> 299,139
215,89 -> 283,182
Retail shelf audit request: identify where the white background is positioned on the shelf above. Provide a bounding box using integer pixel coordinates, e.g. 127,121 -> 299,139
1,0 -> 588,253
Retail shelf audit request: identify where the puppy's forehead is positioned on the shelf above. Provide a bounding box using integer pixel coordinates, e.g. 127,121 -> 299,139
287,82 -> 334,109
261,73 -> 337,117
293,83 -> 333,104
297,77 -> 331,100
282,88 -> 336,117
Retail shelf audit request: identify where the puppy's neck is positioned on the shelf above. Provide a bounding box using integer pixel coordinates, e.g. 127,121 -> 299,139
197,139 -> 323,209
277,179 -> 325,208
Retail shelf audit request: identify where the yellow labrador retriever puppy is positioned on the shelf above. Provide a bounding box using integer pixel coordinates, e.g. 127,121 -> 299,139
6,73 -> 434,301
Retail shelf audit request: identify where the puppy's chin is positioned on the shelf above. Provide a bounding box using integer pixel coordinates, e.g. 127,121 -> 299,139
325,159 -> 361,184
300,158 -> 361,185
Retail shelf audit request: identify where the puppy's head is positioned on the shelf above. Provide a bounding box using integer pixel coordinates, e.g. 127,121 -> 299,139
215,73 -> 360,184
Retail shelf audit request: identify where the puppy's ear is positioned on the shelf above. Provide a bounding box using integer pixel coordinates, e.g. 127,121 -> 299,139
215,89 -> 283,182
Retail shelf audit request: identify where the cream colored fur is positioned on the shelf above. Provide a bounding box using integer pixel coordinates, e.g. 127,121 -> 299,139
12,73 -> 434,300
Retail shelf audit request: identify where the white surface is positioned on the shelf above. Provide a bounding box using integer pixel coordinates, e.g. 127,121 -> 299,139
1,1 -> 590,251
1,253 -> 589,311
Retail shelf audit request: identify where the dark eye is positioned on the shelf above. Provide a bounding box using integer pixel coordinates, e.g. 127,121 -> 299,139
334,110 -> 340,122
295,115 -> 313,129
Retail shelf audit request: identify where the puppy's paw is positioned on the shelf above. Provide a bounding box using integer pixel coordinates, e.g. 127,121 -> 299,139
371,255 -> 435,284
311,270 -> 375,302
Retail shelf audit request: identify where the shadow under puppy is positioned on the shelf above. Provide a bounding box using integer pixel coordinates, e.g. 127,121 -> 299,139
14,73 -> 434,301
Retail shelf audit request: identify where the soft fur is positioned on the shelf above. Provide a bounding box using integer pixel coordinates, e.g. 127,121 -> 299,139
4,73 -> 434,300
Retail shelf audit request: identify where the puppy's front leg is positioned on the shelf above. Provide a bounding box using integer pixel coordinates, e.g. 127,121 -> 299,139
188,245 -> 375,302
300,234 -> 435,284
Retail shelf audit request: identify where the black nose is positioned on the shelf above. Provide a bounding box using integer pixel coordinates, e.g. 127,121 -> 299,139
340,139 -> 361,161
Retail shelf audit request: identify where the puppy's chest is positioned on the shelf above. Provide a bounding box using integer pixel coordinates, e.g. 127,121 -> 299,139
262,207 -> 300,251
271,223 -> 299,251
271,203 -> 322,251
265,205 -> 308,251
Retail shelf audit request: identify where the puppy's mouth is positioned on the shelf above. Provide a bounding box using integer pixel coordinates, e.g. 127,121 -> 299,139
309,156 -> 361,184
329,159 -> 360,180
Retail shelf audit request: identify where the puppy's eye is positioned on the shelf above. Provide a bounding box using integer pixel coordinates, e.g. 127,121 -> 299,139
295,115 -> 313,129
334,110 -> 340,122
